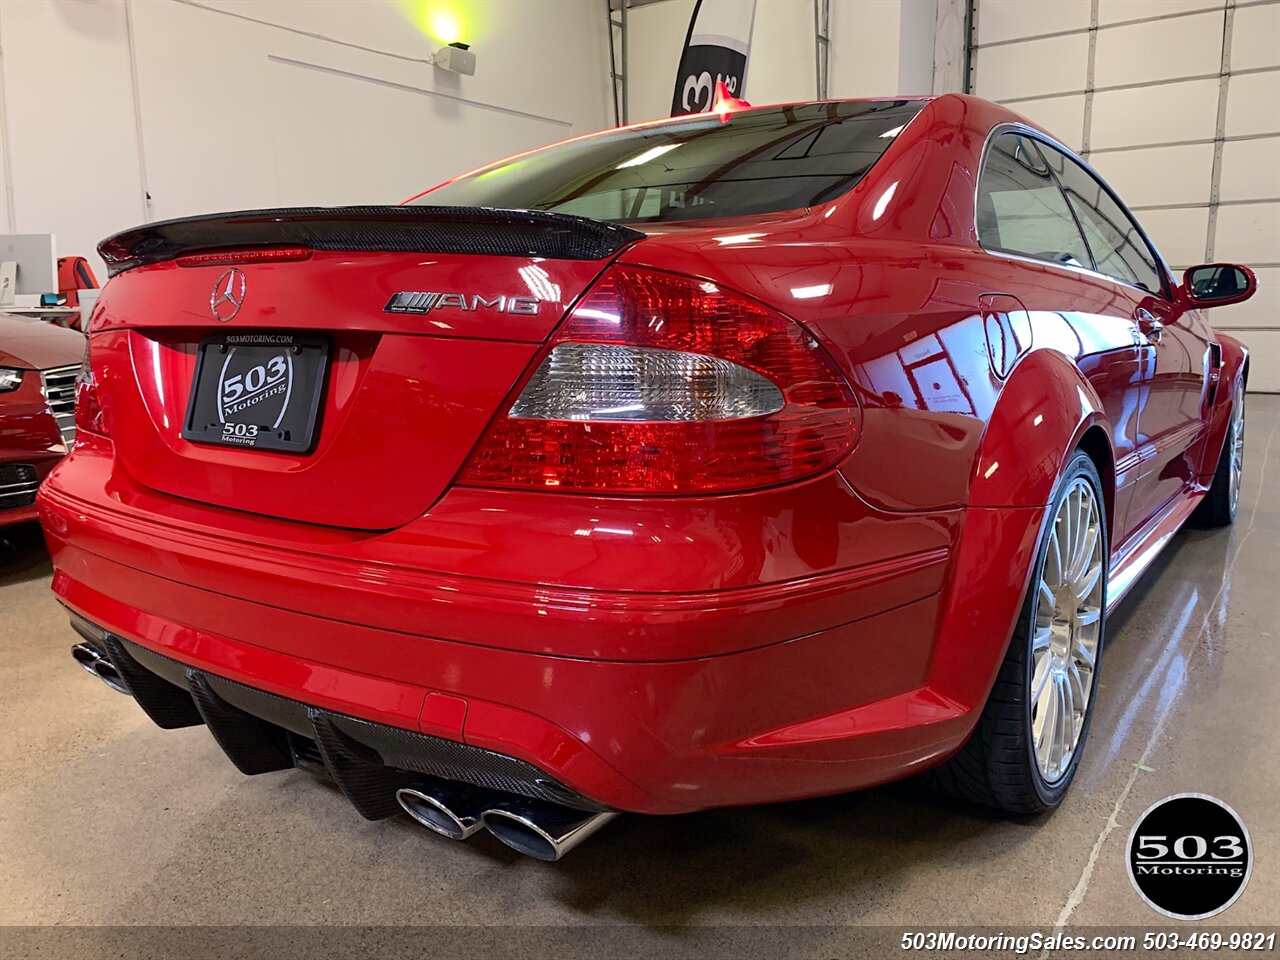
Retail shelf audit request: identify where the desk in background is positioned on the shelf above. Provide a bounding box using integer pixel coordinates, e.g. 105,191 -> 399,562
2,305 -> 84,329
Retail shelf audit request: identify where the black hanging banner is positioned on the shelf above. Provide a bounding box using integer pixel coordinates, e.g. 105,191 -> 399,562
670,0 -> 759,116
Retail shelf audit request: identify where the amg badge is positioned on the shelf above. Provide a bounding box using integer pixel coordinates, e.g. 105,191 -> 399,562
385,292 -> 541,316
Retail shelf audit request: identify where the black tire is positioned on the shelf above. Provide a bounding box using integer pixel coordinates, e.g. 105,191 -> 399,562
928,451 -> 1108,814
1190,382 -> 1244,529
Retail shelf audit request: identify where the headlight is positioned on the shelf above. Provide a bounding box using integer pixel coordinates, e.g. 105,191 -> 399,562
0,368 -> 24,392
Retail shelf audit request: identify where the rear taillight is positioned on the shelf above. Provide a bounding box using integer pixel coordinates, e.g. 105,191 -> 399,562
460,265 -> 857,494
74,337 -> 108,439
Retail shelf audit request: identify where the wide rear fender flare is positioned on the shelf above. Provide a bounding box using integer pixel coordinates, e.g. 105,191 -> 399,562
928,349 -> 1113,715
969,348 -> 1114,512
1197,334 -> 1249,480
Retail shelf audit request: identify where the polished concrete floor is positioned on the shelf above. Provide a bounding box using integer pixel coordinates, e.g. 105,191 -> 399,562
1,399 -> 1277,949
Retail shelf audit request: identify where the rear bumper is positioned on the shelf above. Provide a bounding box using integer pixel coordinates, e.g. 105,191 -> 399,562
48,545 -> 964,813
69,616 -> 606,816
38,443 -> 991,815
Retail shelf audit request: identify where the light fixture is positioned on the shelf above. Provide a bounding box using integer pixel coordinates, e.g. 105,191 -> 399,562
433,41 -> 476,75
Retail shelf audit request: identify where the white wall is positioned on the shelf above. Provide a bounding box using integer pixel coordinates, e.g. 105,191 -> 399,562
626,0 -> 819,121
750,0 -> 823,103
0,0 -> 146,283
626,0 -> 939,123
627,0 -> 696,122
829,0 -> 900,97
1,0 -> 944,286
0,0 -> 612,282
972,0 -> 1280,392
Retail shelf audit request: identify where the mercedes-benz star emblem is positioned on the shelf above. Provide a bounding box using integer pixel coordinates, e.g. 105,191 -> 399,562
210,268 -> 247,322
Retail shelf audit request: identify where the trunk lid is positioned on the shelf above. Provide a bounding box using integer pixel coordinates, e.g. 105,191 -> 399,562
91,207 -> 641,530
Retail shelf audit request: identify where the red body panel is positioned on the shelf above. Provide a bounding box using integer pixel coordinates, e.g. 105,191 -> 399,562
38,94 -> 1249,813
0,371 -> 63,526
95,253 -> 614,529
0,314 -> 82,527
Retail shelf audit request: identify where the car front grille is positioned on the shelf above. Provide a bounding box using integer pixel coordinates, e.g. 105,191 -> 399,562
39,364 -> 79,446
0,463 -> 40,512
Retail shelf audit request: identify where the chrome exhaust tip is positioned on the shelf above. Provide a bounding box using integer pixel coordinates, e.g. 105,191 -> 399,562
92,658 -> 132,696
71,643 -> 101,676
481,800 -> 618,861
396,780 -> 500,840
70,643 -> 131,696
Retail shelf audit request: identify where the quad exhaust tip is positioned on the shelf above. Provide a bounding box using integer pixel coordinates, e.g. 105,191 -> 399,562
396,779 -> 618,860
395,780 -> 497,841
71,639 -> 616,859
70,643 -> 131,696
71,642 -> 101,676
482,801 -> 619,862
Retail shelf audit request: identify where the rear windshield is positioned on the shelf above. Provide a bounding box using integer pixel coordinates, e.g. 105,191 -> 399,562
415,100 -> 925,224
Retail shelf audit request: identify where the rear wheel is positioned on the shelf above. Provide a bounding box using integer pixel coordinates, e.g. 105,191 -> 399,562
930,452 -> 1107,814
1191,382 -> 1245,528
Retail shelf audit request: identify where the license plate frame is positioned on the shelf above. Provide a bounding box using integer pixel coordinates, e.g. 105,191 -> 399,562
181,332 -> 330,454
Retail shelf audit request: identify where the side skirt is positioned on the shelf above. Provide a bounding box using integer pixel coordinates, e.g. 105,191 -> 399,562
1106,486 -> 1204,613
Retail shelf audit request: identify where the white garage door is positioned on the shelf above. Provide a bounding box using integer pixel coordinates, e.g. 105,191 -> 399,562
970,0 -> 1280,392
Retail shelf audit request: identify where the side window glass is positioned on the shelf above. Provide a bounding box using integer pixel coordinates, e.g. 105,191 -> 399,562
977,133 -> 1092,269
1040,144 -> 1164,294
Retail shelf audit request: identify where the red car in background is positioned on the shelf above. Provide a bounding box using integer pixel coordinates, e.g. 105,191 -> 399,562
1,314 -> 82,527
38,94 -> 1254,861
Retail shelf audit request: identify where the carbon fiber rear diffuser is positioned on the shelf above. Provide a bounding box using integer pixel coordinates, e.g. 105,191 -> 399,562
67,614 -> 608,818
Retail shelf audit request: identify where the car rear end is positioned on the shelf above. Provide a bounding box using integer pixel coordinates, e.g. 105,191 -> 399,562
39,98 -> 968,835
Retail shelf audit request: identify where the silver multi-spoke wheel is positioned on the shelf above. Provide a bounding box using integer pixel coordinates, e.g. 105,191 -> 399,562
1229,384 -> 1245,515
1030,477 -> 1104,784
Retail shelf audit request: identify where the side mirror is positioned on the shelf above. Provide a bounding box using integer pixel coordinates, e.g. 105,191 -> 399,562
1182,263 -> 1257,309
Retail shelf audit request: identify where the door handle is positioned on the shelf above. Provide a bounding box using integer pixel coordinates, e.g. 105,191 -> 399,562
1136,309 -> 1163,343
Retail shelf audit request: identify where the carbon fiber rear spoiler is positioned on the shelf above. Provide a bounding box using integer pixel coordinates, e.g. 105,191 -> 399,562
97,206 -> 646,276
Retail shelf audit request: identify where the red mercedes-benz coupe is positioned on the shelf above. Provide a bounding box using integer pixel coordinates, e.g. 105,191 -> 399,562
1,314 -> 82,527
39,94 -> 1254,860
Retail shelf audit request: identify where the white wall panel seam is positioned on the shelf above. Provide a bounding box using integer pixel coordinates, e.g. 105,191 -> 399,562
1092,132 -> 1280,154
1132,198 -> 1280,211
173,0 -> 437,68
966,0 -> 979,93
972,0 -> 1272,49
999,64 -> 1278,105
124,0 -> 151,225
268,55 -> 574,128
1081,0 -> 1099,157
1206,0 -> 1236,261
0,6 -> 14,231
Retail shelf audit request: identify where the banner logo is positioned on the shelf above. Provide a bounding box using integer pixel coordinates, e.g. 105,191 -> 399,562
671,0 -> 757,117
